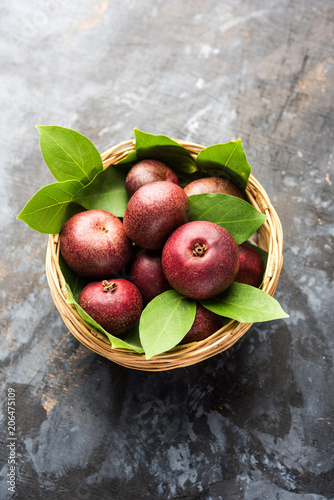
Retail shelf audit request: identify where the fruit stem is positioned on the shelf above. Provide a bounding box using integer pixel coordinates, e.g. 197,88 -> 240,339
192,242 -> 207,257
102,280 -> 116,292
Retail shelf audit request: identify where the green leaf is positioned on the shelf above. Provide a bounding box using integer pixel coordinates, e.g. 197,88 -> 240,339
195,140 -> 251,189
119,323 -> 142,351
65,284 -> 143,353
37,125 -> 103,185
17,180 -> 84,234
117,150 -> 138,166
134,129 -> 197,176
201,283 -> 289,323
73,165 -> 129,217
139,289 -> 197,359
59,255 -> 90,301
188,193 -> 267,244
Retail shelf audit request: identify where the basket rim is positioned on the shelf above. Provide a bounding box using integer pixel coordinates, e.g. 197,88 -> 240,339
45,138 -> 284,371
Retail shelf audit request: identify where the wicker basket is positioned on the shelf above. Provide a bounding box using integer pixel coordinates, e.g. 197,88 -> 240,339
45,139 -> 283,371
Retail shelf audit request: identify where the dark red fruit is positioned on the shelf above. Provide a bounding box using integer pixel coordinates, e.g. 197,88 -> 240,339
123,181 -> 189,250
78,279 -> 143,336
184,176 -> 245,200
130,250 -> 172,303
162,220 -> 239,300
180,303 -> 224,344
60,209 -> 133,279
125,159 -> 180,198
235,243 -> 265,288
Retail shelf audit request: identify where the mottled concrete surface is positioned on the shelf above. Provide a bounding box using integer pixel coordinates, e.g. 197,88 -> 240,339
1,1 -> 334,499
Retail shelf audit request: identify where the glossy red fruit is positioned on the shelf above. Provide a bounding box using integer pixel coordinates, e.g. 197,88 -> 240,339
123,181 -> 189,250
162,220 -> 239,300
179,303 -> 224,344
235,243 -> 265,288
125,159 -> 180,198
60,209 -> 132,278
130,250 -> 172,304
78,279 -> 143,335
184,176 -> 245,200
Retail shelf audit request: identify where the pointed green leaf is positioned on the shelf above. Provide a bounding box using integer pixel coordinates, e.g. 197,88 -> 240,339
195,140 -> 251,189
73,165 -> 129,217
119,323 -> 143,352
117,150 -> 138,166
37,125 -> 103,184
188,193 -> 267,244
134,129 -> 197,175
59,255 -> 90,301
17,180 -> 84,234
139,289 -> 197,359
201,282 -> 289,323
65,284 -> 143,353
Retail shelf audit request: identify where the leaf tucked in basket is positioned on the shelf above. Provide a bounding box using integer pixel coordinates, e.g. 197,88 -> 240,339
188,193 -> 268,245
17,124 -> 107,233
37,125 -> 103,184
66,284 -> 144,353
195,140 -> 251,190
133,129 -> 198,176
200,283 -> 289,323
59,255 -> 90,301
17,180 -> 83,234
139,290 -> 197,359
59,256 -> 143,353
73,165 -> 129,217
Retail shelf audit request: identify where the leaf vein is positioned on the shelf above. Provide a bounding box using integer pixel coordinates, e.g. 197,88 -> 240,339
42,129 -> 91,182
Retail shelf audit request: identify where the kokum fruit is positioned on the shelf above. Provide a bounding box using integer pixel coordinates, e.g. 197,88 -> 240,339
235,242 -> 265,288
162,220 -> 239,300
78,279 -> 143,335
184,176 -> 245,200
60,209 -> 132,278
125,159 -> 180,198
123,181 -> 189,250
179,303 -> 224,344
129,250 -> 172,304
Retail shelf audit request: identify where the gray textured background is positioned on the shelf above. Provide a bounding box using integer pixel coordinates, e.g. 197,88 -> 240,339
1,0 -> 333,499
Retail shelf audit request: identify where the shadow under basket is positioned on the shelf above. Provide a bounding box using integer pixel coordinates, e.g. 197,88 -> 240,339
45,139 -> 284,372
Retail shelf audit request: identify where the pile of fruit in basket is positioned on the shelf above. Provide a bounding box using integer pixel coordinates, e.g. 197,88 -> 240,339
18,127 -> 288,358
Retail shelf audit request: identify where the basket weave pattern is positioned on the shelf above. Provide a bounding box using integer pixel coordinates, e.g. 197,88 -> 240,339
45,140 -> 283,371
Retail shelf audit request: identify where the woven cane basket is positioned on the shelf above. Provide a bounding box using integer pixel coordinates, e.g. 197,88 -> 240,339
45,139 -> 284,371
